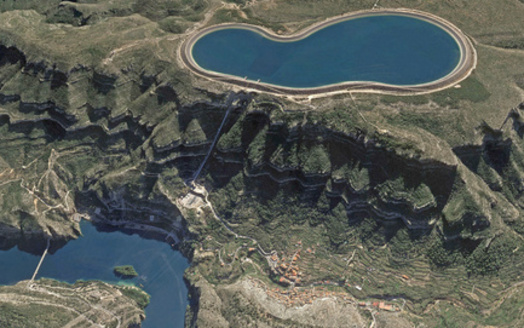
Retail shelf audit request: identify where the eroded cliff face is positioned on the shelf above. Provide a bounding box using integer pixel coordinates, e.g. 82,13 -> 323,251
0,40 -> 202,253
1,42 -> 515,251
209,102 -> 523,243
213,107 -> 457,230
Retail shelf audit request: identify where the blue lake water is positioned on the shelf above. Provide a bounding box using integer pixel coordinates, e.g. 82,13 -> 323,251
192,15 -> 461,87
0,221 -> 189,328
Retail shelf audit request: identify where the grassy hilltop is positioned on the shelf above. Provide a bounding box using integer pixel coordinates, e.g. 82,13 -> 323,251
0,0 -> 523,327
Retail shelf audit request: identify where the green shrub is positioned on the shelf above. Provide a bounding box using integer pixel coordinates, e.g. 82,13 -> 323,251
113,265 -> 139,278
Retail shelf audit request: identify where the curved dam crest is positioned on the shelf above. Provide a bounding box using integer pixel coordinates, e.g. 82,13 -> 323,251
181,9 -> 476,96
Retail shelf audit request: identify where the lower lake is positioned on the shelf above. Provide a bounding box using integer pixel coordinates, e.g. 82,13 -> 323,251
0,221 -> 189,328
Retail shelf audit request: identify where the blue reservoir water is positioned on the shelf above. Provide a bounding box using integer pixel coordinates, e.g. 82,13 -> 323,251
192,15 -> 461,87
0,221 -> 189,328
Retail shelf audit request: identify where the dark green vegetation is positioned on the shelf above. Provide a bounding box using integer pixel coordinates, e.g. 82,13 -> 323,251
121,286 -> 151,309
0,0 -> 523,327
113,265 -> 139,279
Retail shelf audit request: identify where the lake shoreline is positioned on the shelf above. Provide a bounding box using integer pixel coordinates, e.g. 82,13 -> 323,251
0,220 -> 190,327
180,8 -> 477,98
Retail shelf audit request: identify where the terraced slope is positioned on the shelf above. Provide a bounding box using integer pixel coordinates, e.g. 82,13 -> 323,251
0,279 -> 148,328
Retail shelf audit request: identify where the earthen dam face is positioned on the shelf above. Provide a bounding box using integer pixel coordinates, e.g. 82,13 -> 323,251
181,9 -> 476,97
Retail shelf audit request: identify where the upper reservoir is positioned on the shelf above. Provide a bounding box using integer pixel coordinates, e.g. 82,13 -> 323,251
186,12 -> 470,92
0,222 -> 188,328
